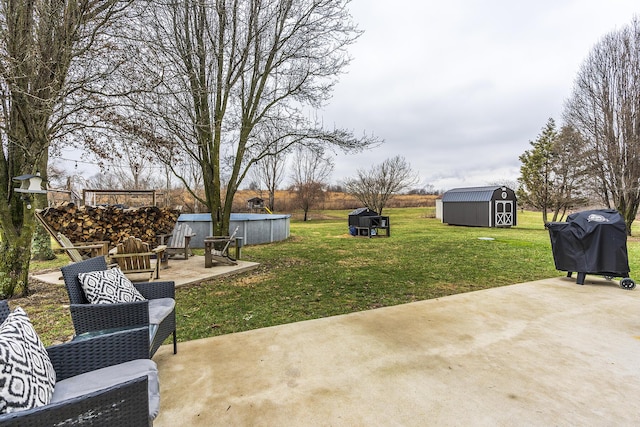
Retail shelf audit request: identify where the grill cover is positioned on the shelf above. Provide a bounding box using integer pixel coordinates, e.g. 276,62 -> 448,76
546,209 -> 629,276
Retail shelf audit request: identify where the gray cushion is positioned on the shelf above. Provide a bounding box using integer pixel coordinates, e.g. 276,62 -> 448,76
78,268 -> 145,304
0,308 -> 56,414
52,359 -> 160,420
148,298 -> 175,325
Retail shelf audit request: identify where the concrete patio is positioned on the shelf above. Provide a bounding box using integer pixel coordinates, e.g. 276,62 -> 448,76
31,255 -> 260,287
152,275 -> 640,426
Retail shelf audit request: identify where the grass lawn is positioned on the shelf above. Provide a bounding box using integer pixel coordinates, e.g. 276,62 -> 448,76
20,208 -> 640,346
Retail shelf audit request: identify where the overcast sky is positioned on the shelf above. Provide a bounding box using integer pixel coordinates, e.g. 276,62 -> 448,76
321,0 -> 640,191
59,1 -> 640,193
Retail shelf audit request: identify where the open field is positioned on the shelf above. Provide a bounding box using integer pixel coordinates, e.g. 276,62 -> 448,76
20,208 -> 640,346
232,190 -> 437,213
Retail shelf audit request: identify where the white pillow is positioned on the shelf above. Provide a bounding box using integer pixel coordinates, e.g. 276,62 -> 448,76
0,307 -> 56,414
78,268 -> 145,304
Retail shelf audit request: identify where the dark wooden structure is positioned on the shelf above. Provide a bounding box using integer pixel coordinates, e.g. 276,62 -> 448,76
348,208 -> 390,238
247,197 -> 265,212
442,186 -> 517,227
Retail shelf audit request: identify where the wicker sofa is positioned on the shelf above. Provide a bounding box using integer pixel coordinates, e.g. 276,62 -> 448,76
60,256 -> 177,357
0,300 -> 158,426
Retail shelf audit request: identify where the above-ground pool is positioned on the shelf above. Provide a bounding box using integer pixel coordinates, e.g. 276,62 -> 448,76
177,213 -> 291,248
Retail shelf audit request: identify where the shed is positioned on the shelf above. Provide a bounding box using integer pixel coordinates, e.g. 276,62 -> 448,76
435,198 -> 443,220
442,186 -> 516,227
247,197 -> 265,210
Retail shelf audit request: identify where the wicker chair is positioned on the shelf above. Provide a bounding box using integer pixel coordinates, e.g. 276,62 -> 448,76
0,300 -> 156,426
60,256 -> 177,357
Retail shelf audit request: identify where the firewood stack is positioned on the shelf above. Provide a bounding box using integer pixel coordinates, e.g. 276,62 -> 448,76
38,204 -> 179,249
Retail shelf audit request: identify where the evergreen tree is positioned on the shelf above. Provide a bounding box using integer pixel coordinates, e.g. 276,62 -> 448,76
518,119 -> 588,223
518,119 -> 558,223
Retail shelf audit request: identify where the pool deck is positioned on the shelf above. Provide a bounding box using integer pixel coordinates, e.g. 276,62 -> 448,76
152,275 -> 640,426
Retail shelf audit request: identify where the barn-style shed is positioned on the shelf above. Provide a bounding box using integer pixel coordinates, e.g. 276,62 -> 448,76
442,186 -> 517,227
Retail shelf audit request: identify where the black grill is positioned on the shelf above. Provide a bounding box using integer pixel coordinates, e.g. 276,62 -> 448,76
546,209 -> 635,289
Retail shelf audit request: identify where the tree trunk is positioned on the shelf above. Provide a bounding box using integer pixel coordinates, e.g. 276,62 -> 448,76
0,237 -> 32,298
31,221 -> 56,261
0,105 -> 39,296
268,190 -> 275,212
0,198 -> 35,297
617,195 -> 638,236
31,162 -> 55,260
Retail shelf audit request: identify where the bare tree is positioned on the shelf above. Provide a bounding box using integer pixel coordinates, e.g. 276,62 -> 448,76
344,156 -> 418,216
110,0 -> 379,236
86,156 -> 162,194
550,125 -> 589,220
564,17 -> 640,235
0,0 -> 133,296
290,146 -> 333,221
177,158 -> 206,213
250,140 -> 288,212
116,141 -> 161,190
486,180 -> 519,192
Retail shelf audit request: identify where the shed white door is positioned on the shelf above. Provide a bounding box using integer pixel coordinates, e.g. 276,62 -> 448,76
495,201 -> 513,226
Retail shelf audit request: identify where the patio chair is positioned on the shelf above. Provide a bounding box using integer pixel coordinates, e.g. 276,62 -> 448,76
204,226 -> 240,267
162,223 -> 196,260
35,210 -> 110,263
56,232 -> 110,263
60,256 -> 177,357
110,236 -> 166,281
0,300 -> 158,426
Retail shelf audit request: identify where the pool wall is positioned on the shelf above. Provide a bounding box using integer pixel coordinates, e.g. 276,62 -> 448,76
177,213 -> 291,248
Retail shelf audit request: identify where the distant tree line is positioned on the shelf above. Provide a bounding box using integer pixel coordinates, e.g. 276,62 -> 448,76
248,154 -> 422,219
